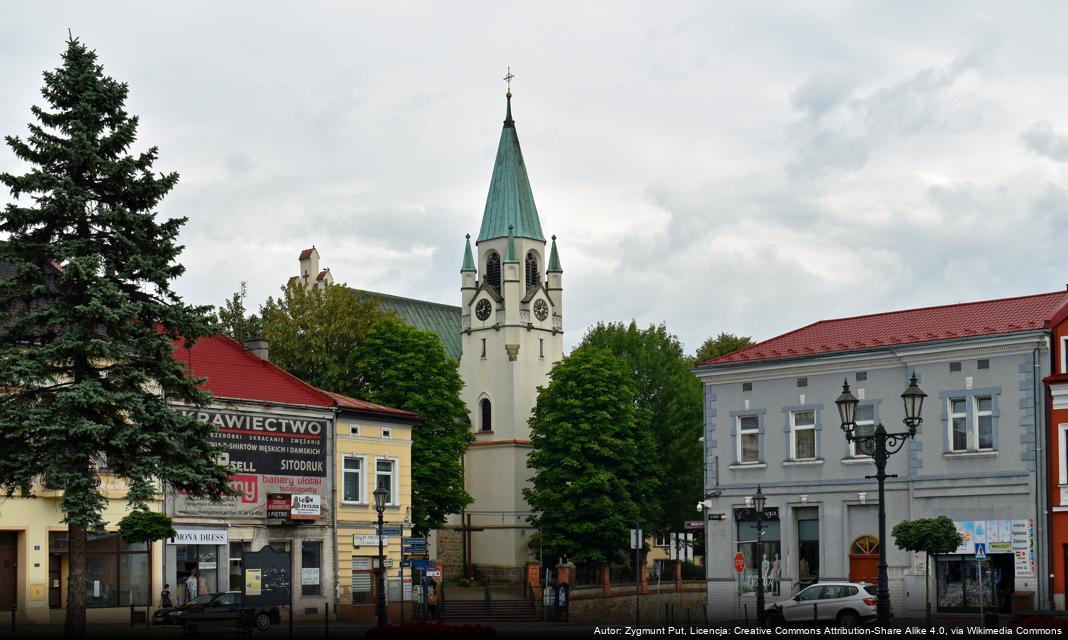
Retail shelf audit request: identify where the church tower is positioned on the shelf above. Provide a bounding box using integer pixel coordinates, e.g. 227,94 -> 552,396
457,88 -> 564,580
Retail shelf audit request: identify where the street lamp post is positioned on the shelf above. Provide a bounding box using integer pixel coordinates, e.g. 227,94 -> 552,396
373,486 -> 389,627
836,373 -> 926,627
752,485 -> 767,628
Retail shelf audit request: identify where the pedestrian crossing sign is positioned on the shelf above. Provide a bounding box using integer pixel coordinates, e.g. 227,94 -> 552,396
975,543 -> 987,560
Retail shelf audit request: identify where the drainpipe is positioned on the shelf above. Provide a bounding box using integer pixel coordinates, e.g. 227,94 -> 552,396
331,406 -> 340,620
1034,346 -> 1049,609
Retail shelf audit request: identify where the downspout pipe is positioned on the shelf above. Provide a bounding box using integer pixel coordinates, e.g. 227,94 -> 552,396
1034,345 -> 1049,609
331,405 -> 340,620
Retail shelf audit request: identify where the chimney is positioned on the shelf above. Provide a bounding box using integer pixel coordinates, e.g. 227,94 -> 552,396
244,337 -> 269,361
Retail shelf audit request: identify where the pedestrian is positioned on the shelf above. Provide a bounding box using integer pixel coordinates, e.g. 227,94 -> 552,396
427,579 -> 439,620
185,569 -> 199,602
160,583 -> 173,608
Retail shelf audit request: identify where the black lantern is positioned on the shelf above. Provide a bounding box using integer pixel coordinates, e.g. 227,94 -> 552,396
901,373 -> 926,431
373,485 -> 388,513
752,485 -> 766,516
836,379 -> 859,432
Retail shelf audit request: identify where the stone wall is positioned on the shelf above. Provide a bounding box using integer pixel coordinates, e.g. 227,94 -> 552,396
436,528 -> 463,578
568,585 -> 707,625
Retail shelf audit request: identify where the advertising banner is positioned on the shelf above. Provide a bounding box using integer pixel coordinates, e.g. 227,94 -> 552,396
171,406 -> 329,518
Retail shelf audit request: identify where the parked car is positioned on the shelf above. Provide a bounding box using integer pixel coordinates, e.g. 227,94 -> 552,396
153,593 -> 216,625
167,591 -> 281,632
768,582 -> 887,628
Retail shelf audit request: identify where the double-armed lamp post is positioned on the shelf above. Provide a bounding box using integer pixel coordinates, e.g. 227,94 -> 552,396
373,485 -> 389,627
835,373 -> 927,627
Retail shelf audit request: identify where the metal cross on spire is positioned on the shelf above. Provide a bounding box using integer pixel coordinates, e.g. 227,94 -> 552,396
503,67 -> 515,91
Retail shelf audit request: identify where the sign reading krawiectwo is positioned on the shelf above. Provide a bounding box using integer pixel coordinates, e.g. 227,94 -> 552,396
174,408 -> 327,476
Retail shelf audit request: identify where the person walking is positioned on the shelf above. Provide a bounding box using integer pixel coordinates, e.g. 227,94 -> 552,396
160,583 -> 174,608
427,579 -> 439,620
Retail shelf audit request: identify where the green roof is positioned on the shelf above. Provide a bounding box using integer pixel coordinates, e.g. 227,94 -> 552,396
461,234 -> 475,271
504,226 -> 519,263
547,235 -> 562,272
353,288 -> 462,360
476,94 -> 545,243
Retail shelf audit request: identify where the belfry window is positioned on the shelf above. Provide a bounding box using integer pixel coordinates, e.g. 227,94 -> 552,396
480,398 -> 492,432
526,252 -> 540,287
485,252 -> 501,292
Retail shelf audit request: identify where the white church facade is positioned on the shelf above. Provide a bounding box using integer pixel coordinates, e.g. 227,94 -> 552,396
288,89 -> 563,582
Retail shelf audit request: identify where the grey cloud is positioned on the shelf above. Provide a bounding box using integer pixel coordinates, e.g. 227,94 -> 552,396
1020,121 -> 1068,162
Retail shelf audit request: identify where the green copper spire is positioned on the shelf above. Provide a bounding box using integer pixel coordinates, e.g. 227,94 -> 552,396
461,234 -> 476,271
547,234 -> 562,272
504,225 -> 519,263
476,91 -> 546,243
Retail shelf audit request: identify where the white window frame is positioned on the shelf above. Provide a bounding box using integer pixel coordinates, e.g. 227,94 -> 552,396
974,395 -> 994,451
948,398 -> 968,453
1061,336 -> 1068,374
381,427 -> 392,439
737,415 -> 760,464
374,456 -> 399,507
341,454 -> 367,504
849,405 -> 875,458
790,410 -> 817,460
349,424 -> 360,436
653,533 -> 669,548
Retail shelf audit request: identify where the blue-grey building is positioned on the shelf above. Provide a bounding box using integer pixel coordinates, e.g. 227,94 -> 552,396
695,290 -> 1068,620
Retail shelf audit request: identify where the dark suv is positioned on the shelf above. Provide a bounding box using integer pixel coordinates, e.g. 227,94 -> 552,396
167,592 -> 280,633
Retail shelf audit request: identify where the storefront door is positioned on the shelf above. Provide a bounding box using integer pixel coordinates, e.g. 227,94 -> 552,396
0,533 -> 16,610
48,554 -> 62,608
848,535 -> 879,584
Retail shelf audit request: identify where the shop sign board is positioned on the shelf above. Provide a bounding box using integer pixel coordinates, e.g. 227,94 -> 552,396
733,507 -> 780,521
354,535 -> 390,547
167,528 -> 228,545
952,518 -> 1034,577
176,474 -> 328,518
266,494 -> 291,519
290,494 -> 321,520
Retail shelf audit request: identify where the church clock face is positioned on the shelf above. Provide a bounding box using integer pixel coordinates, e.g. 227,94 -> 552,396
475,299 -> 492,321
533,299 -> 549,321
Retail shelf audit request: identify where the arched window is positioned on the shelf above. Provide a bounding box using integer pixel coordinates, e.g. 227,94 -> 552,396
525,251 -> 540,287
480,398 -> 492,432
485,252 -> 501,292
850,536 -> 879,555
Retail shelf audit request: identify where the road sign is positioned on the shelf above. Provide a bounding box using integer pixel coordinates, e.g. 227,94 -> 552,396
734,552 -> 745,574
409,559 -> 431,572
630,528 -> 642,550
975,543 -> 987,560
684,520 -> 706,530
382,526 -> 403,537
707,513 -> 726,521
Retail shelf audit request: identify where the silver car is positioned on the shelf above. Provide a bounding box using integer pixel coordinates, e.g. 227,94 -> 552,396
769,582 -> 885,627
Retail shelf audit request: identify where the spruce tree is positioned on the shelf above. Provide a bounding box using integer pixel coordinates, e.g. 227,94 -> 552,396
0,37 -> 232,637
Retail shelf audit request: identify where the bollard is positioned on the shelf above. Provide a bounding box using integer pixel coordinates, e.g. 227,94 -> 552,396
325,601 -> 329,638
10,603 -> 15,633
813,602 -> 818,624
288,604 -> 294,640
130,603 -> 135,626
146,605 -> 150,629
743,602 -> 749,626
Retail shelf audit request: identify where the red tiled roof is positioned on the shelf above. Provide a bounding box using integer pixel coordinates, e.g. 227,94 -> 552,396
316,270 -> 329,281
172,335 -> 333,407
298,248 -> 315,260
705,290 -> 1068,366
321,390 -> 419,420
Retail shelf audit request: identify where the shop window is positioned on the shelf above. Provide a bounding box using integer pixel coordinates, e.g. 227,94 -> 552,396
49,532 -> 151,608
352,557 -> 373,604
797,517 -> 819,583
343,456 -> 364,503
936,555 -> 1007,612
302,541 -> 322,596
376,458 -> 397,505
790,410 -> 816,460
175,544 -> 219,603
735,518 -> 780,596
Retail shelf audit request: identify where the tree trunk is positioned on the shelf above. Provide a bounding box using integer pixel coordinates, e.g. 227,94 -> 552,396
65,522 -> 87,639
925,552 -> 931,628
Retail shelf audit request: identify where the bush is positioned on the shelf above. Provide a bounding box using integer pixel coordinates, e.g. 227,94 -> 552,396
366,621 -> 496,639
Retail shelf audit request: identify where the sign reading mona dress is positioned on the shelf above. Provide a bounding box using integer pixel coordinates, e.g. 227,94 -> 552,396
173,408 -> 328,518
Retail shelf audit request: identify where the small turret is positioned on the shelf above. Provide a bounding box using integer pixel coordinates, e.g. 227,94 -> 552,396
546,235 -> 563,328
461,234 -> 477,309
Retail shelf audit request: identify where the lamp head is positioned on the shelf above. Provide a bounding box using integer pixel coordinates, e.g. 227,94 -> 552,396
835,379 -> 859,435
373,486 -> 388,512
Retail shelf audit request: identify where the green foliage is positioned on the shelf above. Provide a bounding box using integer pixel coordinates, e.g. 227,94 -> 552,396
694,332 -> 754,365
352,317 -> 473,533
891,516 -> 962,555
215,281 -> 262,343
260,281 -> 386,395
525,346 -> 647,564
118,510 -> 177,544
0,37 -> 233,634
580,321 -> 702,533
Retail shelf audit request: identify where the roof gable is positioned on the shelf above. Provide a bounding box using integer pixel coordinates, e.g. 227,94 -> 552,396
704,290 -> 1068,366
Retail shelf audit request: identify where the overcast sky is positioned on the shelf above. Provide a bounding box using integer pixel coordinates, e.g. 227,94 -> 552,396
2,2 -> 1067,354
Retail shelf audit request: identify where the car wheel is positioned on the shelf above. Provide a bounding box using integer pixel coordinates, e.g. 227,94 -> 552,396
255,612 -> 272,631
837,610 -> 860,629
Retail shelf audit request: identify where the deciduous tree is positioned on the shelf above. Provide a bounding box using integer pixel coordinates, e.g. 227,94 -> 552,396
694,332 -> 754,365
0,37 -> 232,637
891,516 -> 963,625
